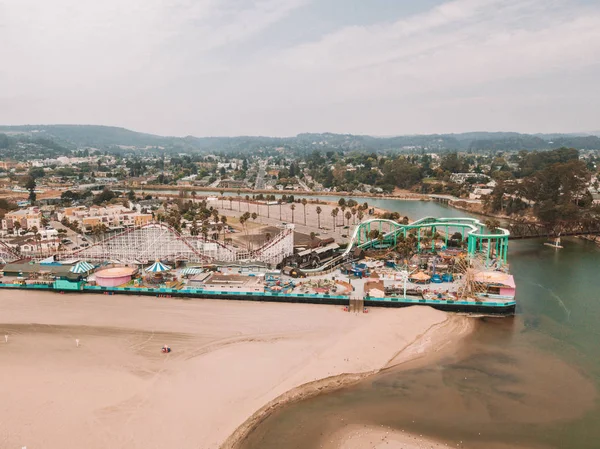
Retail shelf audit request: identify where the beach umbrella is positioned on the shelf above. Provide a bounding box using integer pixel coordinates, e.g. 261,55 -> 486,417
410,271 -> 431,282
145,260 -> 171,273
70,261 -> 95,274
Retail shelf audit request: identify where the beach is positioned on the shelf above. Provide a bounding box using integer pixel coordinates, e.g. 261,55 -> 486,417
0,291 -> 462,449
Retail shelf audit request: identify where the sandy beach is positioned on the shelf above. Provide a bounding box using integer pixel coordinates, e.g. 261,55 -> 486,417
0,290 -> 460,449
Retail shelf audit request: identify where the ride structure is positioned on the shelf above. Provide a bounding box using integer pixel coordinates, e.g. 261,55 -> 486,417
304,217 -> 510,273
55,222 -> 294,266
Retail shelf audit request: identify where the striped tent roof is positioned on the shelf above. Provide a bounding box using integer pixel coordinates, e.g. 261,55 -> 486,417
145,260 -> 171,273
70,261 -> 95,274
181,267 -> 202,275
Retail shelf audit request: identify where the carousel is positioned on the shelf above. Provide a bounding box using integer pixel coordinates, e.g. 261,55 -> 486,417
144,260 -> 172,284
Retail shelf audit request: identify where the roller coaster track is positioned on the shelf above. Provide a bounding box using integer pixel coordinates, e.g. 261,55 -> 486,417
53,222 -> 293,265
0,240 -> 20,263
302,217 -> 509,273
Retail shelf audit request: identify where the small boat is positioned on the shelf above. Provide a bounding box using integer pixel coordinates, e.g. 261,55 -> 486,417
544,237 -> 563,249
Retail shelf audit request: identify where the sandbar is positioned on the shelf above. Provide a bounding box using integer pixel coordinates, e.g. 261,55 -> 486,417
0,290 -> 462,449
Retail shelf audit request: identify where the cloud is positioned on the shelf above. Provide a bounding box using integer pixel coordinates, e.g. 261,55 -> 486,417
0,0 -> 307,93
0,0 -> 599,136
271,0 -> 600,102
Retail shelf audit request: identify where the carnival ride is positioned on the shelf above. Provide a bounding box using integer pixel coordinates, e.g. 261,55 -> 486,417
0,241 -> 20,264
25,222 -> 295,266
303,217 -> 510,273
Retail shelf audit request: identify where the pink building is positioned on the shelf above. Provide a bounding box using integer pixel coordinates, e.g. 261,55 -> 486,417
94,267 -> 137,287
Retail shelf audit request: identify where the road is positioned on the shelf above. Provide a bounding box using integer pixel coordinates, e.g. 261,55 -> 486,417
51,220 -> 92,249
255,161 -> 267,190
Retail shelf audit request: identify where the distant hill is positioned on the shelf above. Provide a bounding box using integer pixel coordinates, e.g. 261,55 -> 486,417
1,124 -> 600,152
0,124 -> 171,148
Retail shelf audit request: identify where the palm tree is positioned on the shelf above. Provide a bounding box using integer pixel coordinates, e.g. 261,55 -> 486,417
316,206 -> 322,229
237,189 -> 241,211
30,226 -> 39,253
240,212 -> 251,249
228,197 -> 233,210
345,211 -> 352,226
220,190 -> 225,209
278,199 -> 283,221
331,209 -> 338,231
33,229 -> 42,254
290,204 -> 296,223
13,221 -> 21,235
351,208 -> 357,224
301,198 -> 307,225
245,195 -> 250,211
358,210 -> 364,222
220,215 -> 228,241
92,224 -> 103,243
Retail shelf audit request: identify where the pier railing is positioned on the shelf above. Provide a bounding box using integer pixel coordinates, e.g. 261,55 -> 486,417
0,282 -> 515,313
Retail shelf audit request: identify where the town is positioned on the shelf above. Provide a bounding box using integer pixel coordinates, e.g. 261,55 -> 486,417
1,128 -> 598,317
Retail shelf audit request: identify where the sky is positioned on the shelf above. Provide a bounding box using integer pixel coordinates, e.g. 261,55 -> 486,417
1,0 -> 599,137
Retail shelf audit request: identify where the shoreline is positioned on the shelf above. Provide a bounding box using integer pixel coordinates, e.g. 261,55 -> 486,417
225,314 -> 475,449
0,291 -> 465,449
127,184 -> 425,201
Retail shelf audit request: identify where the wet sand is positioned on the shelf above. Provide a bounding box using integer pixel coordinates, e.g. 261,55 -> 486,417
0,291 -> 456,449
238,316 -> 596,449
331,425 -> 549,449
332,425 -> 449,449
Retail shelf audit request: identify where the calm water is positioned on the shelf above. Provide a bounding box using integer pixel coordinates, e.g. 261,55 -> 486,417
239,201 -> 600,449
134,189 -> 473,219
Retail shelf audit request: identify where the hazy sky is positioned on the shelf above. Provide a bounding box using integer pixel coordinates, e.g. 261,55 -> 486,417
1,0 -> 599,136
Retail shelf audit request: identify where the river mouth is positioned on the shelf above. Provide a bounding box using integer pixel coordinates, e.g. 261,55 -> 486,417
237,315 -> 597,449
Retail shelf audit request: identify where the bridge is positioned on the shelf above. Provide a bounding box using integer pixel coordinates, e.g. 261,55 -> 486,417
506,218 -> 600,240
429,194 -> 480,205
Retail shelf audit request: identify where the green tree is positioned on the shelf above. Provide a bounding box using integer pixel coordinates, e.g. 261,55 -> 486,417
24,176 -> 37,204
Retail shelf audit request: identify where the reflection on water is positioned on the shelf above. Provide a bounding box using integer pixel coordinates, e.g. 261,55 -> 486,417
239,237 -> 600,449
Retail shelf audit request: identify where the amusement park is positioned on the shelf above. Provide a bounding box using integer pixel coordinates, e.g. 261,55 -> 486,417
0,212 -> 516,315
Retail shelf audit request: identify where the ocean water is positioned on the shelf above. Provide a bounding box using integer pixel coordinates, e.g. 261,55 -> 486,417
238,202 -> 600,449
